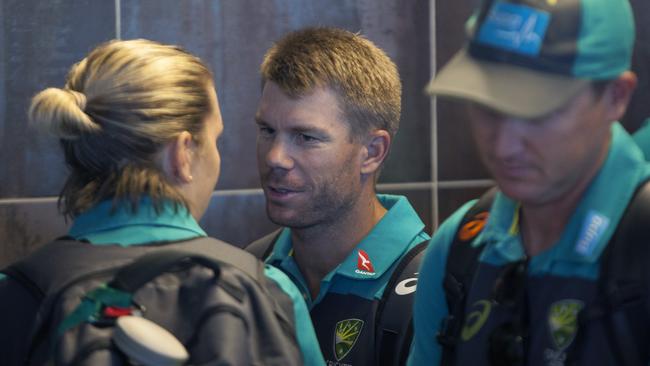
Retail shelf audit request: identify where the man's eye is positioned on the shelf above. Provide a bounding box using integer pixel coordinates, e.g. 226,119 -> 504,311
258,126 -> 274,135
298,133 -> 318,143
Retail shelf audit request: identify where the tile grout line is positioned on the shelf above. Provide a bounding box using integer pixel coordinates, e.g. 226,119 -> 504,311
430,0 -> 440,231
0,180 -> 495,205
115,0 -> 121,40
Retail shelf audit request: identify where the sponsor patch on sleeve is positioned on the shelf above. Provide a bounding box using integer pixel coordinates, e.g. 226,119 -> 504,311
575,210 -> 609,257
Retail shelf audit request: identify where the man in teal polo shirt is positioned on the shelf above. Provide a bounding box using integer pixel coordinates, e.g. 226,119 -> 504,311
248,27 -> 430,365
410,0 -> 649,365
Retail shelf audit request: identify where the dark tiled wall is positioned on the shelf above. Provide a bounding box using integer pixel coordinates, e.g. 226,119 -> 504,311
0,0 -> 432,267
2,0 -> 650,268
1,1 -> 116,198
120,0 -> 431,189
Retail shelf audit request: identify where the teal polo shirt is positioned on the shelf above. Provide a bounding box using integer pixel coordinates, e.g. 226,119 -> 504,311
68,198 -> 206,245
6,198 -> 325,366
409,123 -> 650,365
265,194 -> 431,307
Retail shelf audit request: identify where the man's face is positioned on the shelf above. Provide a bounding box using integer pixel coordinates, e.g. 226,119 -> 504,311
255,82 -> 365,228
468,86 -> 612,206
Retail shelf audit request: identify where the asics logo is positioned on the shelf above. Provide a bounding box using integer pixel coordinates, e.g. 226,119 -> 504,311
395,274 -> 418,295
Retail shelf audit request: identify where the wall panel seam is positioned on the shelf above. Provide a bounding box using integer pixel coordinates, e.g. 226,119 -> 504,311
0,179 -> 495,205
115,0 -> 121,39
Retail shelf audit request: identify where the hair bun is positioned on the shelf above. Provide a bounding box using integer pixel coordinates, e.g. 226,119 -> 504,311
67,89 -> 87,111
29,88 -> 99,139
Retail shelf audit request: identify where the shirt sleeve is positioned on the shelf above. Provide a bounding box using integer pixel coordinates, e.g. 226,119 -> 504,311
264,265 -> 326,366
407,201 -> 475,366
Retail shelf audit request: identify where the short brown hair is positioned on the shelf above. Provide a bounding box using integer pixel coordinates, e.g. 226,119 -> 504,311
260,27 -> 401,140
29,39 -> 214,218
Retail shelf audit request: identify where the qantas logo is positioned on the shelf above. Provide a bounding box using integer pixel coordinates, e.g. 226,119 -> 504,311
355,250 -> 376,276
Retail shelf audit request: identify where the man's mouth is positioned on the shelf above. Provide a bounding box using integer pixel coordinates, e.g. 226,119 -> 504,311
269,186 -> 295,194
264,183 -> 305,201
493,161 -> 534,179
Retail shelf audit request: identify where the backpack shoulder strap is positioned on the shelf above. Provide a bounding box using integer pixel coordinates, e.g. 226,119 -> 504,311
1,263 -> 45,304
178,237 -> 266,282
585,179 -> 650,365
107,248 -> 225,293
246,228 -> 282,260
1,240 -> 123,300
438,187 -> 497,365
173,237 -> 299,352
3,237 -> 268,302
601,179 -> 650,282
375,239 -> 429,366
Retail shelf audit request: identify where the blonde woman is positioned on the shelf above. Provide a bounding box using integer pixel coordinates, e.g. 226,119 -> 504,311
0,39 -> 324,366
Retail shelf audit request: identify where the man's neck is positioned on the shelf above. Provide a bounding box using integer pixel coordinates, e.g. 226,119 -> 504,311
520,196 -> 579,257
520,164 -> 608,257
291,193 -> 387,299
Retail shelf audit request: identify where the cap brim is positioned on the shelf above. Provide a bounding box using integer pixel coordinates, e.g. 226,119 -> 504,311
426,48 -> 590,119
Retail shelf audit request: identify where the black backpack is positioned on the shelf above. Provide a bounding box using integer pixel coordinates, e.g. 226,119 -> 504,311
437,185 -> 650,365
1,237 -> 303,366
247,230 -> 428,366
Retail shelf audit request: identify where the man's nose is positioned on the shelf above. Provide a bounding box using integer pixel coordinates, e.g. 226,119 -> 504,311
264,137 -> 294,170
492,117 -> 526,159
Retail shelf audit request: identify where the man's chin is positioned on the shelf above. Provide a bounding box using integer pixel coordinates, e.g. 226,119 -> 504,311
498,184 -> 549,206
267,207 -> 299,227
267,209 -> 319,229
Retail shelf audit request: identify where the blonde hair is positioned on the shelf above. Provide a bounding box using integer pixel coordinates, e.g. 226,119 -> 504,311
261,27 -> 401,140
29,39 -> 214,218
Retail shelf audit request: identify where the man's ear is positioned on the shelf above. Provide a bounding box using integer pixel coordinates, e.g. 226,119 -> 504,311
162,131 -> 195,184
603,71 -> 637,121
361,129 -> 391,175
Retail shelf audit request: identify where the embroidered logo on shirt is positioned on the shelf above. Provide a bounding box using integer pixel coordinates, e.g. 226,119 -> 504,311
334,319 -> 364,361
548,299 -> 584,350
575,211 -> 610,256
355,250 -> 376,276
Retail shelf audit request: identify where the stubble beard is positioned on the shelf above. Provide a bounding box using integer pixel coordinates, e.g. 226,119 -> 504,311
265,174 -> 359,231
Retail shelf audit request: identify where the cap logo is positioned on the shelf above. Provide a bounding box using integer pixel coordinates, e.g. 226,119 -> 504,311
477,2 -> 551,57
355,250 -> 376,276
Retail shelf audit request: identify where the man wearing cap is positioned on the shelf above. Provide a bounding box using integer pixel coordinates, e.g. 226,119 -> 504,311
409,0 -> 648,365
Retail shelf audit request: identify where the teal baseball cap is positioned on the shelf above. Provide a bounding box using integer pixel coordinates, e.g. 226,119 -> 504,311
427,0 -> 635,118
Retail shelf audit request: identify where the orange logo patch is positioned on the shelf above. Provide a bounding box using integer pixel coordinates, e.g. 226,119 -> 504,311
458,212 -> 489,241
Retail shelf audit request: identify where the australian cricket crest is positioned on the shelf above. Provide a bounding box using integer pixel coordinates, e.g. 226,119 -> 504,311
548,299 -> 584,350
334,318 -> 364,361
